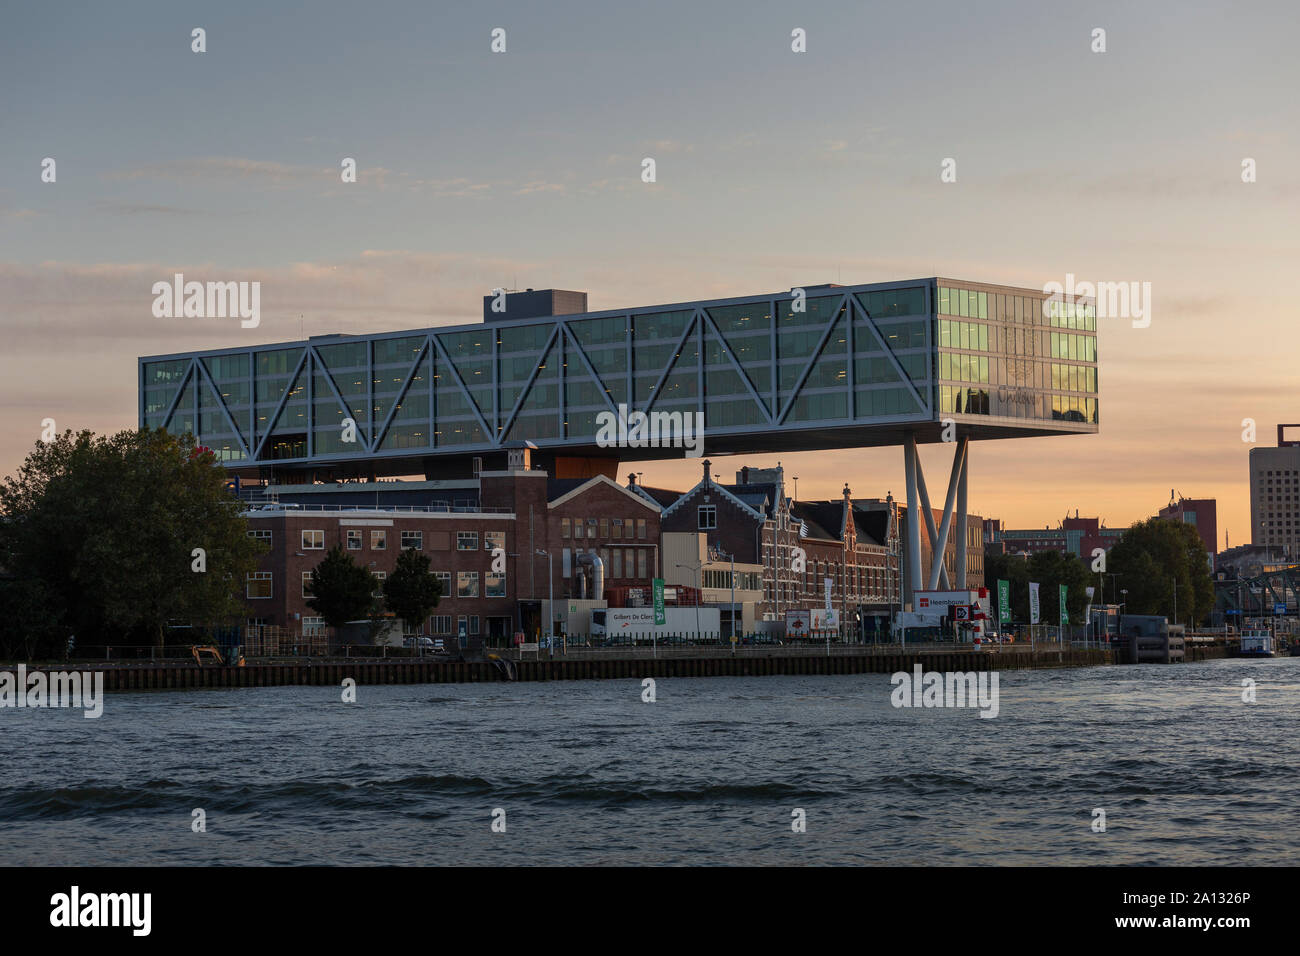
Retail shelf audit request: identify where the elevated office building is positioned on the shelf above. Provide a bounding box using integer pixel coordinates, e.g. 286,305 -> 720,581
140,278 -> 1099,604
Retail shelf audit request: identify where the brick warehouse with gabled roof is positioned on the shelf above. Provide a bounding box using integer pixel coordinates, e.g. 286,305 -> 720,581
240,446 -> 662,650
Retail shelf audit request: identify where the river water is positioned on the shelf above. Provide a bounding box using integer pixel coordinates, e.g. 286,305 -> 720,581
2,656 -> 1296,865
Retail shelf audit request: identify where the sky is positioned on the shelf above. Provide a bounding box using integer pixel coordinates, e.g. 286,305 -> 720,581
2,0 -> 1297,550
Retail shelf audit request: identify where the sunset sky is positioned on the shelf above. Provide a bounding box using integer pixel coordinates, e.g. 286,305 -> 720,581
3,0 -> 1297,550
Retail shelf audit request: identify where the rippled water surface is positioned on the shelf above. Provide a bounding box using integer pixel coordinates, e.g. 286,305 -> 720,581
2,657 -> 1297,865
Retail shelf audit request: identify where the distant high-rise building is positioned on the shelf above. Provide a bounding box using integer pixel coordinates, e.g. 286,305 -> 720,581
1249,424 -> 1300,560
1157,492 -> 1217,559
993,514 -> 1124,561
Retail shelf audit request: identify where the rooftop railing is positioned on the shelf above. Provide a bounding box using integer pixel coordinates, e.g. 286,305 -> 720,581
241,503 -> 513,515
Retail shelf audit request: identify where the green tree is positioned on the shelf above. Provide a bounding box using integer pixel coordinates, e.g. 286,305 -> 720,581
1107,517 -> 1213,625
1027,550 -> 1091,623
0,576 -> 66,661
0,427 -> 265,656
382,548 -> 443,634
306,545 -> 378,634
985,550 -> 1090,624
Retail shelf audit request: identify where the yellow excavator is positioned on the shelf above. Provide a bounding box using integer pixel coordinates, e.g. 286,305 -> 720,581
191,645 -> 246,667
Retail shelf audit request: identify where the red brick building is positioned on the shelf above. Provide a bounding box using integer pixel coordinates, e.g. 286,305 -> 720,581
241,461 -> 662,647
1157,493 -> 1217,560
632,461 -> 901,638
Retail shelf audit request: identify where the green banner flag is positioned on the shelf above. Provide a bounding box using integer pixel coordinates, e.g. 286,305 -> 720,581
1059,584 -> 1069,626
653,578 -> 665,626
998,579 -> 1011,624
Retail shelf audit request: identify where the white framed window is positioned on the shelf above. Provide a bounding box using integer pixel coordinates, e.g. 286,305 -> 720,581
484,530 -> 505,552
372,530 -> 387,550
457,531 -> 479,551
302,529 -> 325,550
302,571 -> 314,598
698,506 -> 717,530
434,571 -> 451,596
372,570 -> 387,599
401,530 -> 423,550
468,615 -> 480,635
247,528 -> 272,543
458,571 -> 479,598
303,617 -> 325,637
246,572 -> 272,599
346,529 -> 363,550
486,572 -> 506,597
431,615 -> 453,636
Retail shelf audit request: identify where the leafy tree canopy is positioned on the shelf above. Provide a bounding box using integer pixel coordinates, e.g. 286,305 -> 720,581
1106,517 -> 1213,625
0,427 -> 265,656
985,549 -> 1091,624
306,544 -> 378,630
383,548 -> 443,631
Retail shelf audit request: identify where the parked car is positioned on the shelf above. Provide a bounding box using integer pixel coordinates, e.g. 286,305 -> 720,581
403,636 -> 435,650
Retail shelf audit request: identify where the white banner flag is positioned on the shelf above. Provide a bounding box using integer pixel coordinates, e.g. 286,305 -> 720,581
1029,581 -> 1041,624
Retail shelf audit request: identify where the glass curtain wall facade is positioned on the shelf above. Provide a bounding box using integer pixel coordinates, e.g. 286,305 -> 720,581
935,283 -> 1099,426
140,279 -> 1097,473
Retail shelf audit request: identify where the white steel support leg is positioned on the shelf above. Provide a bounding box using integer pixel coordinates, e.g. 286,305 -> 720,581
904,433 -> 922,610
956,438 -> 969,590
914,464 -> 952,591
927,439 -> 966,591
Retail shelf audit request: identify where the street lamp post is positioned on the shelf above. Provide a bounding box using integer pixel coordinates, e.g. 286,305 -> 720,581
712,546 -> 738,655
675,562 -> 702,644
536,549 -> 555,656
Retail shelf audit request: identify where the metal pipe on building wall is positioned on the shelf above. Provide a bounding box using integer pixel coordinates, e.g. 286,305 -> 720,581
574,552 -> 605,602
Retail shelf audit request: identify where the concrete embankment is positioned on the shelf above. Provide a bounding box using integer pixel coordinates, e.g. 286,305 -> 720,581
4,646 -> 1115,692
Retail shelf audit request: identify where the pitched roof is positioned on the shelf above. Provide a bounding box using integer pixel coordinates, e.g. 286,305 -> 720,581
852,508 -> 891,547
663,475 -> 764,521
720,482 -> 778,518
631,484 -> 683,508
548,474 -> 661,512
790,501 -> 839,541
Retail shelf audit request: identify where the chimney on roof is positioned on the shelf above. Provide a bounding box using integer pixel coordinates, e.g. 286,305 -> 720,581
627,473 -> 638,489
482,288 -> 588,323
741,466 -> 750,484
703,459 -> 712,484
